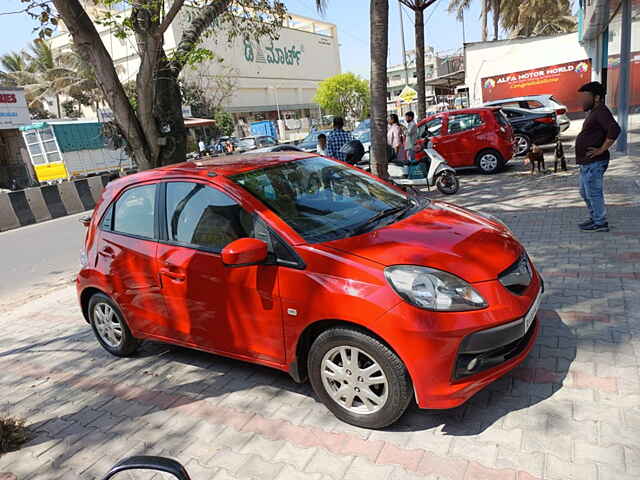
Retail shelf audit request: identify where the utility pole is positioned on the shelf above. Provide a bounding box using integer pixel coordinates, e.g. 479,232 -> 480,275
398,0 -> 410,86
461,8 -> 466,45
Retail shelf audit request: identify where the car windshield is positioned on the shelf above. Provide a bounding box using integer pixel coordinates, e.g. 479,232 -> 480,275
353,130 -> 370,143
300,130 -> 329,147
231,157 -> 416,243
238,138 -> 256,149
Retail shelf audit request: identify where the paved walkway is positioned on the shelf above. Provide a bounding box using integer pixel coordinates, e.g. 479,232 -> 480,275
1,138 -> 639,479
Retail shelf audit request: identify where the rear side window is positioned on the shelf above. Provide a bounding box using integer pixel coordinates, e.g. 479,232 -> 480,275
111,184 -> 156,239
525,100 -> 544,109
447,113 -> 483,134
165,182 -> 252,252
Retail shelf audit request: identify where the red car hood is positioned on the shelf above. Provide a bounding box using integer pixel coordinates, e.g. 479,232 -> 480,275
322,202 -> 522,283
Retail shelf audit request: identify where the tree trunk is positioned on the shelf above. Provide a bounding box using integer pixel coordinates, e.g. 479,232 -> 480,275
52,0 -> 152,170
481,0 -> 489,41
154,55 -> 187,165
370,0 -> 389,179
492,0 -> 500,40
415,7 -> 426,120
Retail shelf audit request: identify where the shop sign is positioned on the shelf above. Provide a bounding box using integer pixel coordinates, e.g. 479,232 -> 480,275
0,88 -> 30,129
481,59 -> 592,113
244,39 -> 304,66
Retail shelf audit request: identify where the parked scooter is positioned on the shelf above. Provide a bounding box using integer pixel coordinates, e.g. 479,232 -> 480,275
344,140 -> 459,195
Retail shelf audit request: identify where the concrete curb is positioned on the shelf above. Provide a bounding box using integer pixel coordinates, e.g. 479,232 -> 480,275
0,173 -> 116,232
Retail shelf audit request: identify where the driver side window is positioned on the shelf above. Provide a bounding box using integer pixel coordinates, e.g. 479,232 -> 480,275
419,117 -> 443,139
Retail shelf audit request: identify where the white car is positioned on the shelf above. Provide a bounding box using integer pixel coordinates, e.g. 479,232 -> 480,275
484,95 -> 571,132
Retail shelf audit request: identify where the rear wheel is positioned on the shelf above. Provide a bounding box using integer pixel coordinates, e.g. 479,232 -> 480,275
89,293 -> 140,357
513,134 -> 531,157
307,327 -> 412,429
476,150 -> 503,174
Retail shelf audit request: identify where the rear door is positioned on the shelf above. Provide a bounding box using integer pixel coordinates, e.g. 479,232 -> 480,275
97,183 -> 167,336
439,112 -> 485,167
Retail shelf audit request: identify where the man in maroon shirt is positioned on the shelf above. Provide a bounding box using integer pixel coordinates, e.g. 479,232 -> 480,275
575,82 -> 621,232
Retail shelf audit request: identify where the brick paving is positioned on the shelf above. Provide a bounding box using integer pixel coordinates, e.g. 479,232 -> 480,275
1,130 -> 639,479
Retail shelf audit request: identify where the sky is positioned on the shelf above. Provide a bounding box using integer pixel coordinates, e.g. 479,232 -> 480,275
0,0 -> 485,78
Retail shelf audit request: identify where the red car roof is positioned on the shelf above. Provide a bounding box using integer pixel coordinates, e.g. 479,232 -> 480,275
417,106 -> 501,125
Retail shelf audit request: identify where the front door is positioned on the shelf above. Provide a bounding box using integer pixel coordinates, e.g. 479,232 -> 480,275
156,181 -> 285,364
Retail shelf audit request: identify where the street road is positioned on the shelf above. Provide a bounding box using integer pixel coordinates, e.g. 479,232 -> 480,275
0,211 -> 86,308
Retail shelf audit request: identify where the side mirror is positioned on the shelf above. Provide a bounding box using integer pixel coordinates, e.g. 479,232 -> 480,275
102,456 -> 191,480
221,238 -> 268,266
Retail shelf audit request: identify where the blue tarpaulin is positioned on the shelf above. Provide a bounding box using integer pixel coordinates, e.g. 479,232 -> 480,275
52,123 -> 105,152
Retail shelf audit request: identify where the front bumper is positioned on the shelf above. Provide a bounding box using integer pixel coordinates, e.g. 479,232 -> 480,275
379,271 -> 542,409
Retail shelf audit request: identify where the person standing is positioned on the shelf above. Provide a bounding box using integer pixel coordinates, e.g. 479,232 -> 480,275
404,111 -> 418,163
387,114 -> 403,162
575,81 -> 621,232
317,133 -> 328,156
326,117 -> 353,162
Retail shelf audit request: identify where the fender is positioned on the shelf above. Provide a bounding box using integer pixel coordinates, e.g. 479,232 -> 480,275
435,163 -> 456,176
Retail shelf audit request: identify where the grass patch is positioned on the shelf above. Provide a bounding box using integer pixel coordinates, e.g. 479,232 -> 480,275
0,417 -> 30,455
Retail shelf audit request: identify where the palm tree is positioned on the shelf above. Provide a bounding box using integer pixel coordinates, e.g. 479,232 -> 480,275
0,51 -> 29,86
491,0 -> 501,40
399,0 -> 438,120
447,0 -> 490,41
500,0 -> 576,38
370,0 -> 390,178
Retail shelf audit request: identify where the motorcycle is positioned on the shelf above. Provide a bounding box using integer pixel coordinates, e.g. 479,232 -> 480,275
348,140 -> 459,195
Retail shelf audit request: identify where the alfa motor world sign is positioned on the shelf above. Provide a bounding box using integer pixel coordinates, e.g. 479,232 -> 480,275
481,59 -> 592,113
0,88 -> 30,129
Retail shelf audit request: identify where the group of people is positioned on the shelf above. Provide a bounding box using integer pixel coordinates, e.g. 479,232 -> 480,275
318,112 -> 419,165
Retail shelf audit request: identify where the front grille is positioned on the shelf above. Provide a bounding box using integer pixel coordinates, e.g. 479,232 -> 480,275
499,254 -> 532,295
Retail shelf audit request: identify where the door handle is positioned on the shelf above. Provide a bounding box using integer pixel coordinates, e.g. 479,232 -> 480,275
98,247 -> 115,258
160,268 -> 186,281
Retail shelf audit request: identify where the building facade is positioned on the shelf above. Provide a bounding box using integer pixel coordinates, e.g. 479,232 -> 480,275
579,0 -> 639,154
49,6 -> 341,130
0,88 -> 33,189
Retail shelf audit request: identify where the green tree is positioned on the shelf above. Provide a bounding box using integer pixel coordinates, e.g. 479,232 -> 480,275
314,73 -> 370,121
19,0 -> 288,170
500,0 -> 576,38
0,51 -> 30,86
214,110 -> 235,137
447,0 -> 491,41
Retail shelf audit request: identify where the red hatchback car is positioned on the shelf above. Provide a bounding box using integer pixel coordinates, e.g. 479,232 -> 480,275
77,153 -> 541,428
416,107 -> 514,174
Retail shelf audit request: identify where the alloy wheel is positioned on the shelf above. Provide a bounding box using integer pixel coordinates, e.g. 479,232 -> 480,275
320,346 -> 389,415
514,135 -> 529,156
479,154 -> 499,173
93,302 -> 124,348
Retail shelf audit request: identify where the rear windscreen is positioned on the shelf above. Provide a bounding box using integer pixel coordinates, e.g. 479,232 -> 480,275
493,110 -> 509,126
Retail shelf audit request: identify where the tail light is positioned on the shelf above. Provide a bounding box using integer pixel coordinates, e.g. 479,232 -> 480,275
556,108 -> 567,115
535,117 -> 555,124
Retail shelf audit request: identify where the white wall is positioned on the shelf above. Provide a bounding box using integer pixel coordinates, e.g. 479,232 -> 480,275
465,33 -> 590,106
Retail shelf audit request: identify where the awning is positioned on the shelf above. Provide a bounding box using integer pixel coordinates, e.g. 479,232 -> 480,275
184,117 -> 216,128
424,70 -> 466,88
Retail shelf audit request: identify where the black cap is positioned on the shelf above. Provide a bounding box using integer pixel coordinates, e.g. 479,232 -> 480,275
578,81 -> 606,97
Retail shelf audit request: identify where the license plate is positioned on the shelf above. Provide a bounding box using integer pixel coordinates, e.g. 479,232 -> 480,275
524,290 -> 542,333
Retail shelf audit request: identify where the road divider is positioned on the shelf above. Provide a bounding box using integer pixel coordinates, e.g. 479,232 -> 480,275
0,173 -> 116,232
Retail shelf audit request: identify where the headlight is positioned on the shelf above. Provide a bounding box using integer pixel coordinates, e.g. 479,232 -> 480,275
80,248 -> 88,267
385,265 -> 487,311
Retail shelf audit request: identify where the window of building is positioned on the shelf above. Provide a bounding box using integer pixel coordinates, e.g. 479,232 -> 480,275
447,113 -> 483,134
165,182 -> 252,251
112,184 -> 156,239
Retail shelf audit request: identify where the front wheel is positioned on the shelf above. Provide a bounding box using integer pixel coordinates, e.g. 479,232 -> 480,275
307,328 -> 412,429
436,171 -> 459,195
513,134 -> 531,157
89,293 -> 140,357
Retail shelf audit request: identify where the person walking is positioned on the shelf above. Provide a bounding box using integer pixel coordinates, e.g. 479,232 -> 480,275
575,81 -> 621,232
326,117 -> 353,162
404,111 -> 418,163
387,113 -> 404,162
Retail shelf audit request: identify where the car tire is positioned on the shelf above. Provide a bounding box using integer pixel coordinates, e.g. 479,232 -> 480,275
307,327 -> 412,429
513,134 -> 531,157
89,293 -> 140,357
476,150 -> 503,174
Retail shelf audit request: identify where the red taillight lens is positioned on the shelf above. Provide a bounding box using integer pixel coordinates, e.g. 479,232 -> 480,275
556,108 -> 566,115
535,117 -> 555,124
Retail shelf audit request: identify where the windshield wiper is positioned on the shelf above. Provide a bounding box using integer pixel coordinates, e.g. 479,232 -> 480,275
351,203 -> 412,235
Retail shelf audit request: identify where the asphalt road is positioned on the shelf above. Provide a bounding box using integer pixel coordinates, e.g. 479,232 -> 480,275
0,212 -> 87,309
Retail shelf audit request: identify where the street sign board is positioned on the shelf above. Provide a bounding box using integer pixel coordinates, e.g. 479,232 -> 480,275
399,86 -> 418,104
0,88 -> 30,130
